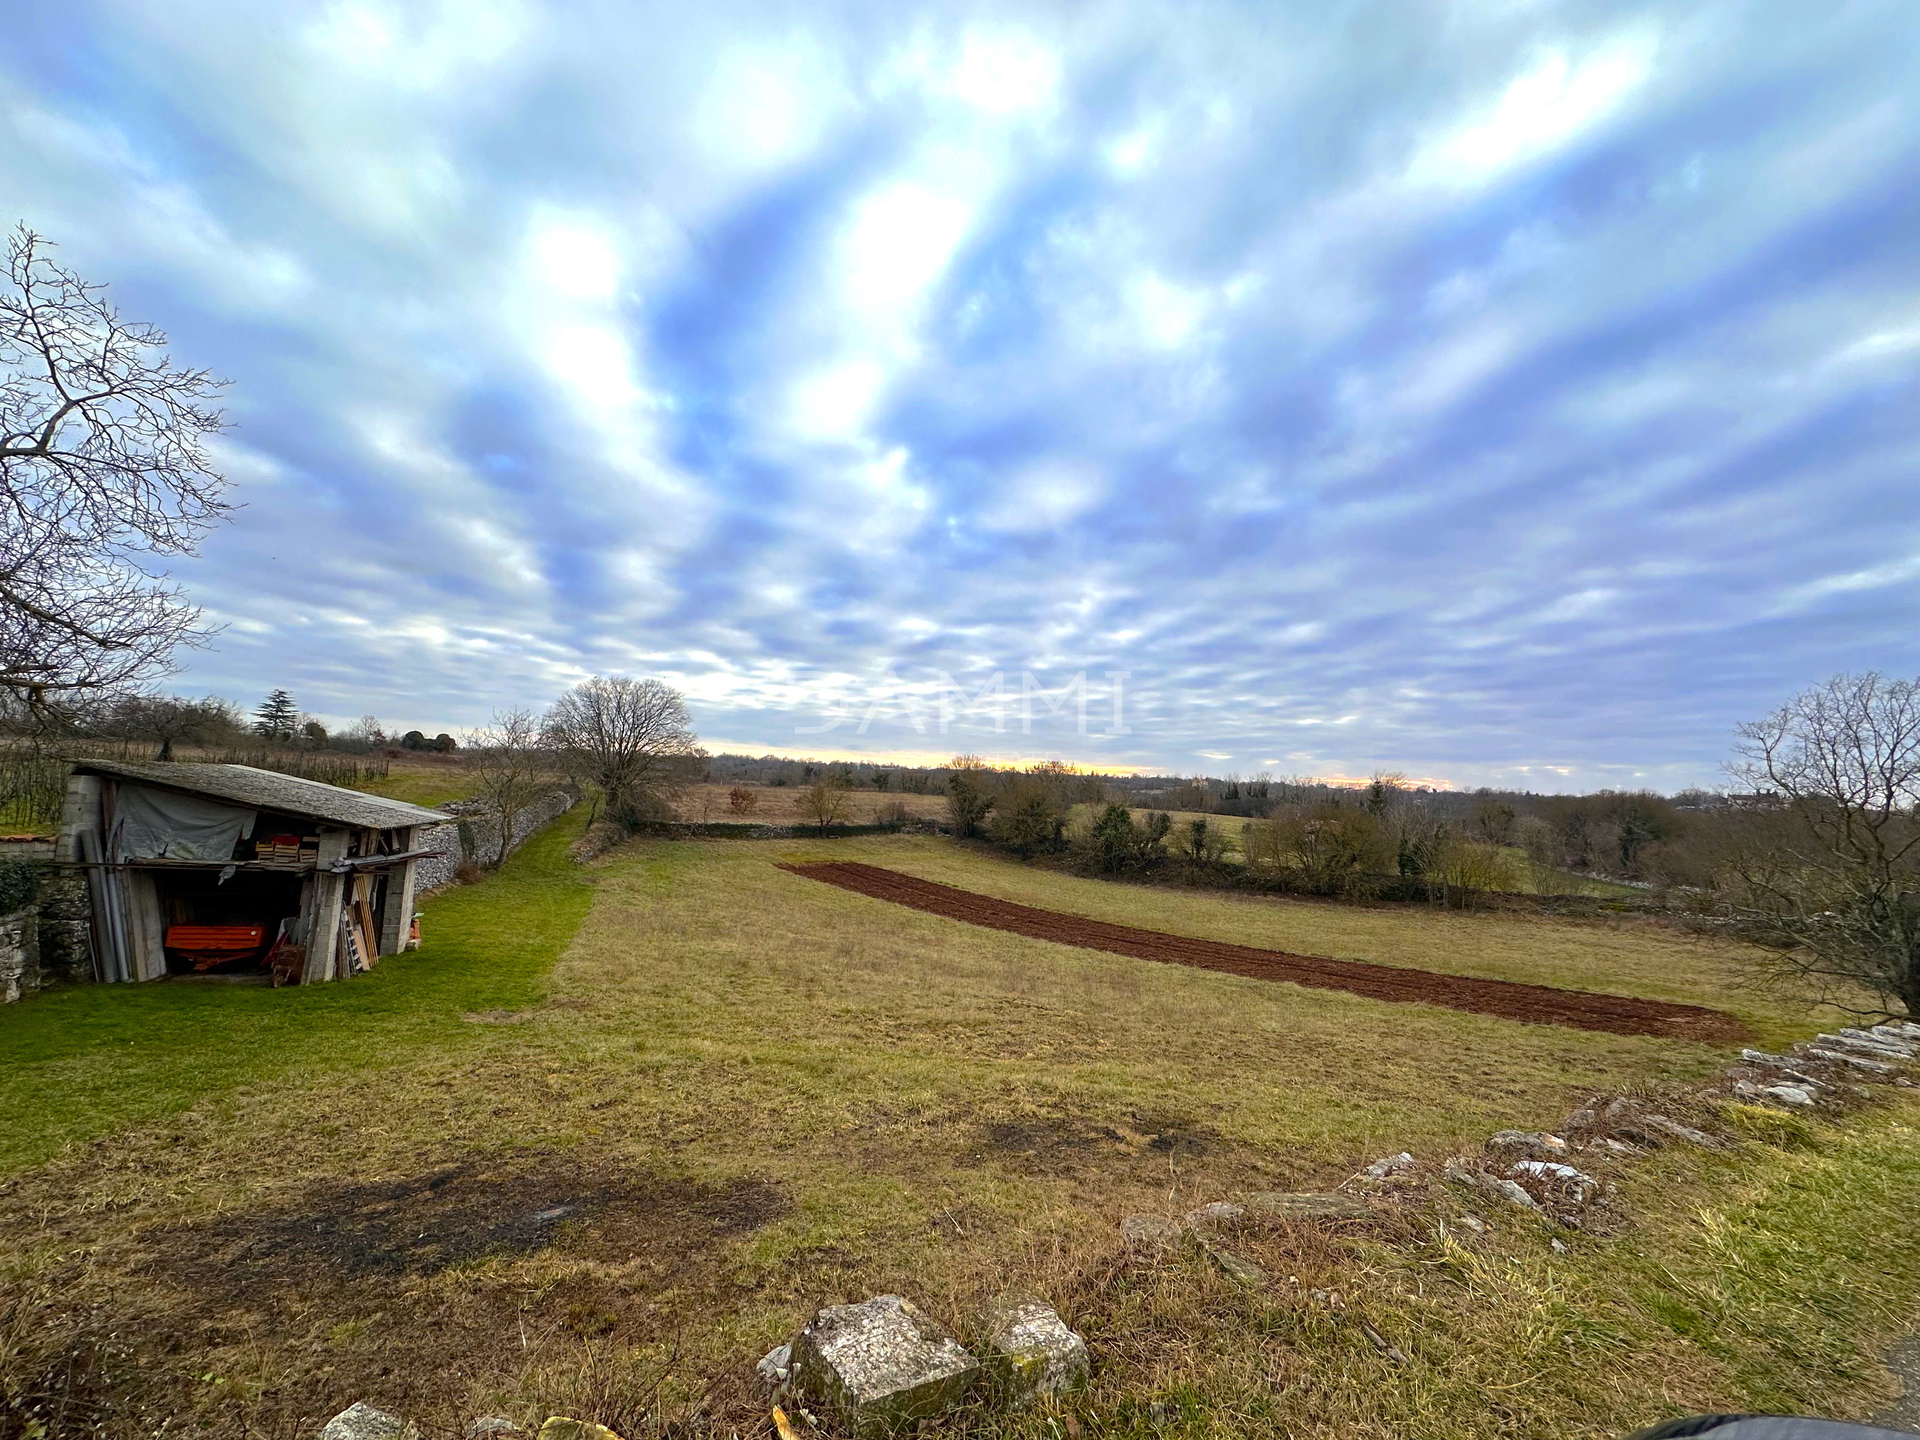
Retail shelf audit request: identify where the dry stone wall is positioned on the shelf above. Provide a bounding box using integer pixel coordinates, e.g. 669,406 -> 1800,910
413,788 -> 577,892
0,905 -> 37,1004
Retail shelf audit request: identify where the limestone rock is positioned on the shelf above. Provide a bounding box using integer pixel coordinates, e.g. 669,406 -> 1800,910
1445,1160 -> 1538,1210
984,1299 -> 1089,1406
320,1402 -> 417,1440
1829,1030 -> 1914,1058
1840,1027 -> 1915,1056
755,1341 -> 794,1393
1805,1046 -> 1894,1074
1641,1114 -> 1727,1149
788,1295 -> 979,1437
1242,1191 -> 1369,1220
1452,1213 -> 1487,1233
1763,1084 -> 1816,1108
1562,1095 -> 1634,1133
1508,1160 -> 1597,1202
536,1421 -> 623,1440
1121,1214 -> 1187,1250
1362,1152 -> 1416,1180
1201,1243 -> 1270,1288
1486,1131 -> 1567,1157
1185,1201 -> 1246,1232
1739,1051 -> 1829,1088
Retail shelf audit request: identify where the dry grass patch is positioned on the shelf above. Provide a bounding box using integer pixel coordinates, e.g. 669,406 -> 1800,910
806,834 -> 1826,1051
0,831 -> 1913,1439
675,783 -> 946,826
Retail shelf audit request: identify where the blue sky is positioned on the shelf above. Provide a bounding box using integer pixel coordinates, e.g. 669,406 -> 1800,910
4,1 -> 1917,788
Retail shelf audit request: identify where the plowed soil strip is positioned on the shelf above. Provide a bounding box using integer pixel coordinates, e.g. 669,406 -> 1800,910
779,862 -> 1748,1042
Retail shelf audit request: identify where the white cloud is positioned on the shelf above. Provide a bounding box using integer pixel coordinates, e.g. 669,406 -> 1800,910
978,460 -> 1107,534
1411,32 -> 1659,190
945,30 -> 1060,116
786,360 -> 888,441
840,182 -> 975,319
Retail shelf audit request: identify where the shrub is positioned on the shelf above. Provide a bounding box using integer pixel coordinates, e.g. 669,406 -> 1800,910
990,783 -> 1067,857
727,786 -> 757,816
1244,803 -> 1390,896
946,772 -> 993,837
1423,835 -> 1523,908
1182,816 -> 1229,865
876,799 -> 910,830
1085,804 -> 1170,872
798,780 -> 851,833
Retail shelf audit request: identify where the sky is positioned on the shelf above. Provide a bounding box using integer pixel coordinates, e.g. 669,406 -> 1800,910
3,1 -> 1917,789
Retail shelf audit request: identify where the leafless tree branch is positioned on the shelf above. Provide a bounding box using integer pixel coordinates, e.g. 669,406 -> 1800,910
1723,672 -> 1920,1017
0,224 -> 230,726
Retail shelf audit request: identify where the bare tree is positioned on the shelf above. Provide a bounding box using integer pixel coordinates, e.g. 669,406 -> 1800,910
467,708 -> 546,866
1726,672 -> 1920,1016
543,676 -> 702,829
797,777 -> 852,834
102,691 -> 238,761
0,227 -> 230,722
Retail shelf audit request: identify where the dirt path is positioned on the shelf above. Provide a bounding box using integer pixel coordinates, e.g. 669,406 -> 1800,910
780,862 -> 1749,1042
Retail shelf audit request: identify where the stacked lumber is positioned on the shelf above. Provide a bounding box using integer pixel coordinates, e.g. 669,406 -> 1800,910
254,833 -> 318,869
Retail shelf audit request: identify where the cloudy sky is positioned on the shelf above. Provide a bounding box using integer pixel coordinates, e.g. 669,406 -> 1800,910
5,1 -> 1917,787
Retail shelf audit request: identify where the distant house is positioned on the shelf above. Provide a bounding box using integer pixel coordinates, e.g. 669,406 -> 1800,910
55,760 -> 448,985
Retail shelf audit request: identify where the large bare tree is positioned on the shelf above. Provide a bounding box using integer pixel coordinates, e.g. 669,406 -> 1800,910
543,676 -> 702,828
1725,672 -> 1920,1017
0,226 -> 229,723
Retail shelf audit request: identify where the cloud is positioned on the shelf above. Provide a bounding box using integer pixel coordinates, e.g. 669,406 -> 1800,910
0,0 -> 1912,787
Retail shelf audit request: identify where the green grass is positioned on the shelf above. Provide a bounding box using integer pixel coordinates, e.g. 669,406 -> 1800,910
356,766 -> 480,808
1,827 -> 1915,1439
0,808 -> 593,1173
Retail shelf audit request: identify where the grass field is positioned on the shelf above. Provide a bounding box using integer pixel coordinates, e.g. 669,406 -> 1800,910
1,823 -> 1916,1440
357,754 -> 485,808
677,781 -> 949,826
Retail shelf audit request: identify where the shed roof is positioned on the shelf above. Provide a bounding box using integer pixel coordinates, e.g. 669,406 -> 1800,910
71,760 -> 450,830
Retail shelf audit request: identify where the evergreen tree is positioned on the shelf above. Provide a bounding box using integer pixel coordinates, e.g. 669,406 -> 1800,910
253,688 -> 299,741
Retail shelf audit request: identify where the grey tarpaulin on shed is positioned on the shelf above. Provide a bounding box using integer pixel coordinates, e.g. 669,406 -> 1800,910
111,783 -> 258,863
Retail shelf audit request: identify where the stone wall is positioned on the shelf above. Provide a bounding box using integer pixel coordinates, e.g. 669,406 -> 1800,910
0,905 -> 39,1004
35,869 -> 93,981
413,788 -> 577,893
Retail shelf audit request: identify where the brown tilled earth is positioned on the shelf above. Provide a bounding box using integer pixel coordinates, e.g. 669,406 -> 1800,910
781,861 -> 1750,1042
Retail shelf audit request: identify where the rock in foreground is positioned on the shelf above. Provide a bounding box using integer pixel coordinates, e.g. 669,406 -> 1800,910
789,1295 -> 980,1437
320,1403 -> 417,1440
1242,1191 -> 1369,1220
1121,1213 -> 1187,1250
985,1299 -> 1089,1406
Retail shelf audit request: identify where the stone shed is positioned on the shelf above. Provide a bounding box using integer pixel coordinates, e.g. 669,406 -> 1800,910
56,760 -> 449,985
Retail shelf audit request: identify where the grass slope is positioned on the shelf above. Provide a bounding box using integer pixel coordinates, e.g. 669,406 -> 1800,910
0,828 -> 1914,1440
0,808 -> 593,1173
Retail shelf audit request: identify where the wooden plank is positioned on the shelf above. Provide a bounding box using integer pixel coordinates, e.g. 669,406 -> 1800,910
123,869 -> 168,982
301,828 -> 351,983
378,828 -> 417,955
